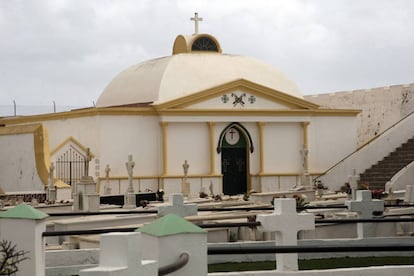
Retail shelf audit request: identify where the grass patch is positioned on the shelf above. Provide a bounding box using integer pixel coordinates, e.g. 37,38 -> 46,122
208,256 -> 414,273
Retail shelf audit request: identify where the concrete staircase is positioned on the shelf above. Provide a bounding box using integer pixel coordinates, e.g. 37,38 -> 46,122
359,137 -> 414,190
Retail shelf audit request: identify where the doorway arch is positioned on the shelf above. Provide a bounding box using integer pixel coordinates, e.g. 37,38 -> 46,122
217,123 -> 254,195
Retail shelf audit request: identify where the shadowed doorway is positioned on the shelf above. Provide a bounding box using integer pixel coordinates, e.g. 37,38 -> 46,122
219,124 -> 252,195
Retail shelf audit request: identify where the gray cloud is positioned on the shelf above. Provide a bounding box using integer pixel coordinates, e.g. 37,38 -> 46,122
0,0 -> 413,108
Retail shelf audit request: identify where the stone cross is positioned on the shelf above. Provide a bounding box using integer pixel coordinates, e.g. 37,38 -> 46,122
125,155 -> 135,194
104,164 -> 112,195
257,198 -> 315,271
346,190 -> 384,238
209,181 -> 214,197
300,144 -> 309,173
348,168 -> 360,200
49,162 -> 55,188
190,12 -> 203,34
124,155 -> 136,209
183,160 -> 189,177
84,148 -> 92,177
182,160 -> 190,198
157,193 -> 197,217
47,162 -> 56,202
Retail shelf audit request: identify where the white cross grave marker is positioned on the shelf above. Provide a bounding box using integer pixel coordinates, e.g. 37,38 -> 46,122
158,193 -> 197,217
190,12 -> 203,34
257,198 -> 315,271
346,190 -> 384,238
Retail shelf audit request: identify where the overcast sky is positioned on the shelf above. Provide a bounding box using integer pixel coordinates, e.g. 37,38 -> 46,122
1,0 -> 413,108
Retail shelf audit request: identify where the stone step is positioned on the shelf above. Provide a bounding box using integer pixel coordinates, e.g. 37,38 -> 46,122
359,136 -> 414,191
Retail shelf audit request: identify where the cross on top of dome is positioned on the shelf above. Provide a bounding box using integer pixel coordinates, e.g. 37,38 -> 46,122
190,12 -> 203,34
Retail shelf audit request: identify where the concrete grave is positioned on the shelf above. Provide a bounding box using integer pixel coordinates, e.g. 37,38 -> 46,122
79,232 -> 157,275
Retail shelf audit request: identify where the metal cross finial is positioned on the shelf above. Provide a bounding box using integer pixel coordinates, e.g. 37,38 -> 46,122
190,12 -> 203,34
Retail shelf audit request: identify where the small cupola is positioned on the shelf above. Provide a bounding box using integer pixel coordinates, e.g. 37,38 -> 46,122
172,13 -> 222,54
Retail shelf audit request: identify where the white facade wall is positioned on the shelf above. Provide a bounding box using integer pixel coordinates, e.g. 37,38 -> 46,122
45,116 -> 101,156
167,122 -> 210,175
0,133 -> 44,192
98,115 -> 162,177
308,116 -> 357,173
263,123 -> 302,173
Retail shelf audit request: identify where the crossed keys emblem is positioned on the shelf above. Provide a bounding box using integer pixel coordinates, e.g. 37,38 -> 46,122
231,93 -> 246,107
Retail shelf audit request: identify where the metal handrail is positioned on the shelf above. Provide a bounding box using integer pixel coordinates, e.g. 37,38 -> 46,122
158,252 -> 189,276
208,244 -> 414,254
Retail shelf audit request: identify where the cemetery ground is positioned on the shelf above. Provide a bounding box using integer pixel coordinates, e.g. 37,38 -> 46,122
208,256 -> 414,272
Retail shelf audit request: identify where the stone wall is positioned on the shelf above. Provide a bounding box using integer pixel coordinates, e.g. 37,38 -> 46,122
305,83 -> 414,146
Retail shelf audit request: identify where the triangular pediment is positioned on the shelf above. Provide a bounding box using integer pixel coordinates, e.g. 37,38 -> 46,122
51,136 -> 95,160
154,79 -> 319,111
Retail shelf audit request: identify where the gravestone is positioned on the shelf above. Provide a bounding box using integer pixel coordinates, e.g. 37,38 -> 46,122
104,164 -> 112,195
158,193 -> 197,217
182,160 -> 190,198
75,176 -> 100,212
80,232 -> 157,275
346,190 -> 384,238
257,198 -> 315,271
46,162 -> 56,203
123,155 -> 136,209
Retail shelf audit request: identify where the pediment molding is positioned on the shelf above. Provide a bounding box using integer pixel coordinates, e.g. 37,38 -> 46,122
154,79 -> 320,111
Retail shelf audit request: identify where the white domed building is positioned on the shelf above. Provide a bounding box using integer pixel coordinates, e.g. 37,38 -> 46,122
0,31 -> 359,198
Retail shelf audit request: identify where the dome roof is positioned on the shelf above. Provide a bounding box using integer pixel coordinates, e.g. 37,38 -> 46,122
96,35 -> 302,108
